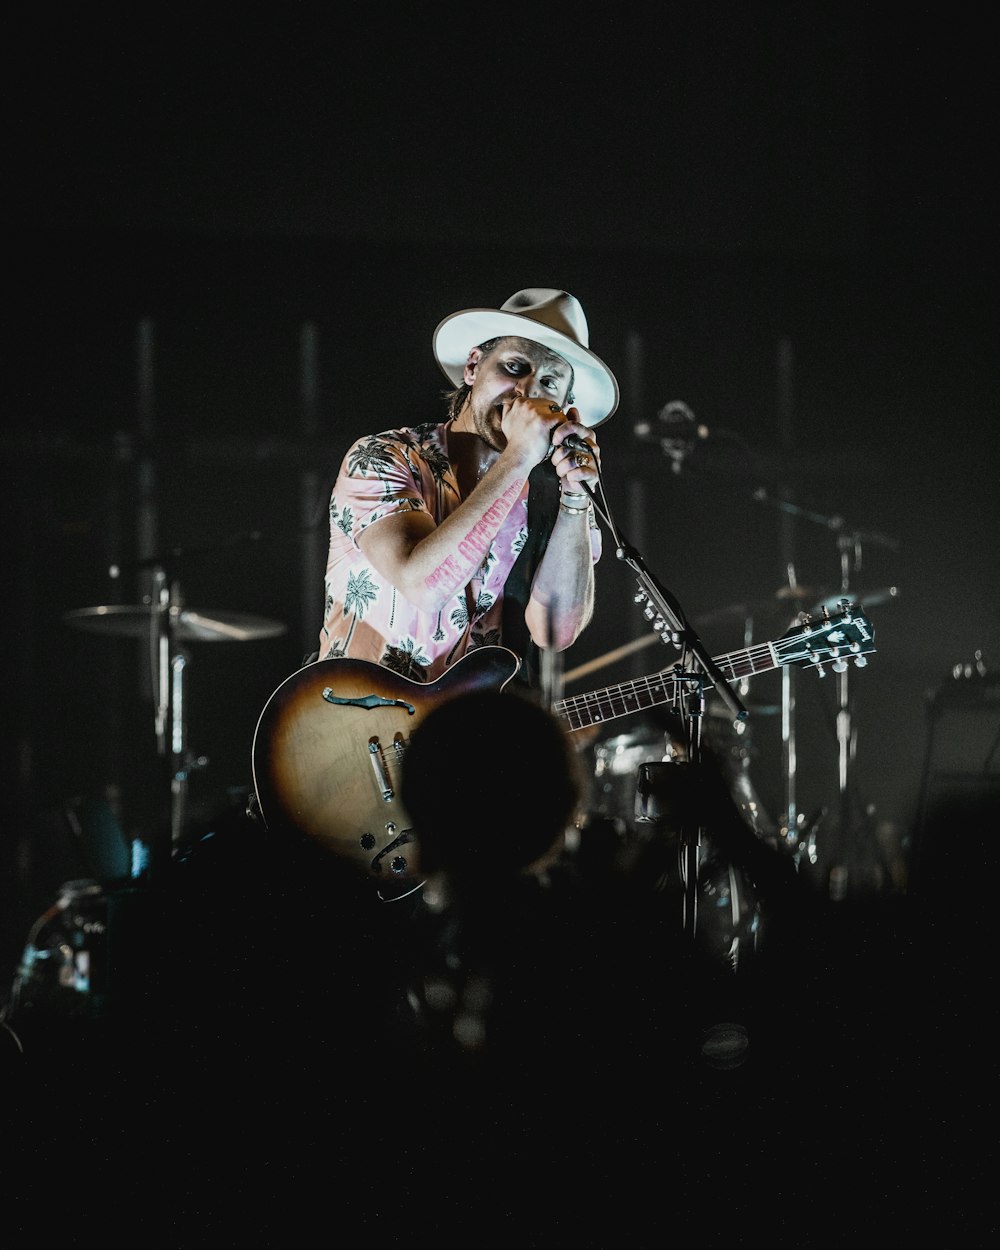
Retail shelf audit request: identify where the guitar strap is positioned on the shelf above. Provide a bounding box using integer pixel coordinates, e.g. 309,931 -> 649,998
500,460 -> 560,692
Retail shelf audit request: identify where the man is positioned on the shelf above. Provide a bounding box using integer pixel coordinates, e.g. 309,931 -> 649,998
318,287 -> 619,689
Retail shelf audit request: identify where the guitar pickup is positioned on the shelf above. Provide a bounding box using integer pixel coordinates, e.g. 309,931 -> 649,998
368,737 -> 394,800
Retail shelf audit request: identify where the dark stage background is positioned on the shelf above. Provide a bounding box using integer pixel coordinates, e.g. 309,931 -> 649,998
4,6 -> 998,1025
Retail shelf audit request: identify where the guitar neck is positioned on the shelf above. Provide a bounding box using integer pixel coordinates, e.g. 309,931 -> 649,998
553,641 -> 778,732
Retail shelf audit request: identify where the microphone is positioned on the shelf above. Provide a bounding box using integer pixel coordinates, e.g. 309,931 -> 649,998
561,433 -> 590,453
634,400 -> 708,472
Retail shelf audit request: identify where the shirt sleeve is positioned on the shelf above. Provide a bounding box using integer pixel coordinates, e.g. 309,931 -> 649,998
334,434 -> 429,547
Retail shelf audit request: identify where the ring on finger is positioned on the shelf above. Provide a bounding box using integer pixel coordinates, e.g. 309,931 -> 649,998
574,451 -> 590,468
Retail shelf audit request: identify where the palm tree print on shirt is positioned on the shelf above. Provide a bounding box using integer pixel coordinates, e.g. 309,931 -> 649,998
348,436 -> 398,478
340,568 -> 379,650
382,638 -> 432,680
330,500 -> 354,538
446,590 -> 495,664
470,625 -> 502,650
416,438 -> 454,491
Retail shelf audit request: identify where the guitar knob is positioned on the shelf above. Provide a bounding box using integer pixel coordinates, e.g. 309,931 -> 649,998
389,856 -> 409,875
359,832 -> 376,850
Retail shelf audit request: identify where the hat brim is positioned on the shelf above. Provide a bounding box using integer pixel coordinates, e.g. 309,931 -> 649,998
433,308 -> 620,428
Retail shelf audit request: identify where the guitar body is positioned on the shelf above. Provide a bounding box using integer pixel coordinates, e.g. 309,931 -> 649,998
251,601 -> 875,900
252,647 -> 522,899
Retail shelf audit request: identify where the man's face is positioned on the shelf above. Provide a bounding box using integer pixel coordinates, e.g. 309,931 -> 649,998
464,337 -> 573,447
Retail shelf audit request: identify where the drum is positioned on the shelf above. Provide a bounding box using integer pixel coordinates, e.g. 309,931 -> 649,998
690,835 -> 762,974
703,699 -> 779,844
591,726 -> 681,831
631,760 -> 763,973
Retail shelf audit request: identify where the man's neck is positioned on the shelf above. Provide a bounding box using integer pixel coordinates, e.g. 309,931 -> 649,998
448,414 -> 500,496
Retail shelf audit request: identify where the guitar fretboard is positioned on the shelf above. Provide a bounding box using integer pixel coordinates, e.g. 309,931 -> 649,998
553,641 -> 778,731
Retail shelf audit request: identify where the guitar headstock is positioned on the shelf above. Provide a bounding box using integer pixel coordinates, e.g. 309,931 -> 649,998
775,599 -> 876,675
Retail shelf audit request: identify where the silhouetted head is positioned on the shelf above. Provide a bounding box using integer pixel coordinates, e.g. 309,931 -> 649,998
401,687 -> 583,883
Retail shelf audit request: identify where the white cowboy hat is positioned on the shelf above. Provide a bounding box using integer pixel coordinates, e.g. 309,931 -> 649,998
433,288 -> 620,427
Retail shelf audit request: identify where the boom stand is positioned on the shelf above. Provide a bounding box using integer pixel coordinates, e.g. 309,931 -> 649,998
582,482 -> 747,942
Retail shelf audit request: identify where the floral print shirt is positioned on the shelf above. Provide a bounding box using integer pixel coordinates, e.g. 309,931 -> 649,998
319,420 -> 601,681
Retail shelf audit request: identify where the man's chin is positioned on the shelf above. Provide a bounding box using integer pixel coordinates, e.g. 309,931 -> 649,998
484,410 -> 506,449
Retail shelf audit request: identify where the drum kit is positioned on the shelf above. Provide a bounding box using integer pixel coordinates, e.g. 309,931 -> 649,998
0,575 -> 288,1051
568,577 -> 900,967
574,581 -> 898,836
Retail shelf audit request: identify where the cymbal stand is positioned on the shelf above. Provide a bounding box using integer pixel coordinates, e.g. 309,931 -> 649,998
149,565 -> 199,862
751,489 -> 845,863
763,501 -> 894,895
828,526 -> 880,895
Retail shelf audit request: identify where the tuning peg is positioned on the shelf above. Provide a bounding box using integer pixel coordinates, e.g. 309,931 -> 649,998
854,656 -> 868,668
831,658 -> 848,672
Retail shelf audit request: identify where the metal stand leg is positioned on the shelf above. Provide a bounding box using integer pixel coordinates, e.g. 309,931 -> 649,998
149,567 -> 202,875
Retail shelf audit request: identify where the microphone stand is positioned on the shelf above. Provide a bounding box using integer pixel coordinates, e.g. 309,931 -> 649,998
581,481 -> 746,942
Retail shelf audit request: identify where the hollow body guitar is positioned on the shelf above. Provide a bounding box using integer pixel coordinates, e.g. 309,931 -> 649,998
251,602 -> 875,900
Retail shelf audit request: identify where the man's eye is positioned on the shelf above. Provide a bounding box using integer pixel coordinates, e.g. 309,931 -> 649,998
504,361 -> 527,375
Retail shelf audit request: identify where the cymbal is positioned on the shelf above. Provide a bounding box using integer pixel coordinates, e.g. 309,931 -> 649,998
696,587 -> 827,626
774,585 -> 822,601
813,585 -> 900,612
64,605 -> 288,642
707,698 -> 781,718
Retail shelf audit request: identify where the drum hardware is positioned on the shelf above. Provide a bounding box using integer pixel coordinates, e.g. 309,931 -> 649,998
1,879 -> 110,1049
591,726 -> 681,831
751,487 -> 899,897
822,534 -> 899,894
65,566 -> 288,869
632,761 -> 762,974
1,875 -> 175,1052
777,803 -> 827,869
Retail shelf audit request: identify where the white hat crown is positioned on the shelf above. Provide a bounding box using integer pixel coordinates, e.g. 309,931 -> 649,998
433,288 -> 619,427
